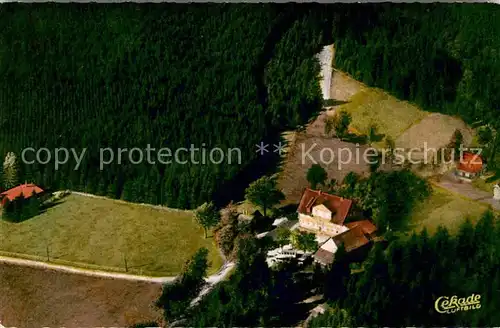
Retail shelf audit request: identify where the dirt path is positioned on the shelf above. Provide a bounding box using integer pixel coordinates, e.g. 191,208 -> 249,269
0,255 -> 176,283
0,254 -> 235,284
434,174 -> 500,211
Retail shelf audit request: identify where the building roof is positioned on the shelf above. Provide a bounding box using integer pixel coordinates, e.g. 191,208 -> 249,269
457,152 -> 484,174
332,225 -> 370,252
345,220 -> 377,236
314,247 -> 335,266
297,188 -> 353,225
313,204 -> 331,214
314,238 -> 338,266
0,183 -> 44,202
319,238 -> 338,253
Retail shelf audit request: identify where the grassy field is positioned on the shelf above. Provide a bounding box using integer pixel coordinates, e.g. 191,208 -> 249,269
472,176 -> 499,193
0,194 -> 223,276
409,186 -> 492,235
336,88 -> 429,145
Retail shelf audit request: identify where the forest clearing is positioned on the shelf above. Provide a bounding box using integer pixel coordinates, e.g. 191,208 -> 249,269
0,194 -> 223,276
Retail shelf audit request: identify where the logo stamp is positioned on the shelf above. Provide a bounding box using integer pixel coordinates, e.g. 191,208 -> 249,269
434,294 -> 481,314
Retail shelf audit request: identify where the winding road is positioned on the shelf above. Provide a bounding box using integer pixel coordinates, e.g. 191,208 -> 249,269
435,173 -> 500,211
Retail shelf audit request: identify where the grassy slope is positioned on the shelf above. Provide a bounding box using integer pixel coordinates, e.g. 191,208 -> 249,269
329,69 -> 494,234
0,194 -> 223,276
409,186 -> 491,235
336,88 -> 429,146
473,176 -> 499,193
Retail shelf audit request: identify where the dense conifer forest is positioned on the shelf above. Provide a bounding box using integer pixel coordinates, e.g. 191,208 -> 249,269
310,211 -> 500,327
331,4 -> 500,126
0,5 -> 320,208
0,4 -> 498,208
0,4 -> 325,208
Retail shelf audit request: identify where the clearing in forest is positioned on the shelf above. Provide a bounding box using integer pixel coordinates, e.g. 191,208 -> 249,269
277,68 -> 485,235
0,194 -> 223,276
332,70 -> 429,146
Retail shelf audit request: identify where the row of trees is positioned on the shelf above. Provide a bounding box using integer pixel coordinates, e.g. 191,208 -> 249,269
156,247 -> 210,324
179,237 -> 315,326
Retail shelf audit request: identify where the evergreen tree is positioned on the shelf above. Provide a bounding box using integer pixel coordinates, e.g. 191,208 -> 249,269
156,247 -> 210,324
366,123 -> 379,146
332,110 -> 351,139
194,202 -> 220,238
244,175 -> 284,217
2,152 -> 19,190
306,164 -> 328,190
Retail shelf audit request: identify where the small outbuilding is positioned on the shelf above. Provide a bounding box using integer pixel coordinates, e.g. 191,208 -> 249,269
456,152 -> 485,180
0,183 -> 44,207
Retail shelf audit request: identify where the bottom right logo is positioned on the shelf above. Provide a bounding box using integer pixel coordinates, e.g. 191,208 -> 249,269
434,294 -> 482,314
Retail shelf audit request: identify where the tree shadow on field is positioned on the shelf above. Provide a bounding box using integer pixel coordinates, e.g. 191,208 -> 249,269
39,199 -> 65,212
342,133 -> 367,145
323,99 -> 349,107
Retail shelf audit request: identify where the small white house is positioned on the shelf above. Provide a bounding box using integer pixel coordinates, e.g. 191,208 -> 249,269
494,184 -> 500,201
313,238 -> 338,266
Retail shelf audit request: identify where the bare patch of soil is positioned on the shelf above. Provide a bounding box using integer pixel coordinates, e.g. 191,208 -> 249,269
0,263 -> 163,328
278,133 -> 389,204
396,113 -> 474,151
330,69 -> 365,102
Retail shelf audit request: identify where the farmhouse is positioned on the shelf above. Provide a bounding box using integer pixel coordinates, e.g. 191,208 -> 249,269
345,220 -> 377,239
297,188 -> 352,237
313,222 -> 377,266
494,184 -> 500,201
455,152 -> 485,180
0,183 -> 44,206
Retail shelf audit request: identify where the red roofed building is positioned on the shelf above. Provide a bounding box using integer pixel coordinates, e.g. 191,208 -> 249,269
313,223 -> 376,266
332,225 -> 370,252
345,220 -> 378,239
297,188 -> 353,237
456,152 -> 485,180
0,183 -> 44,206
